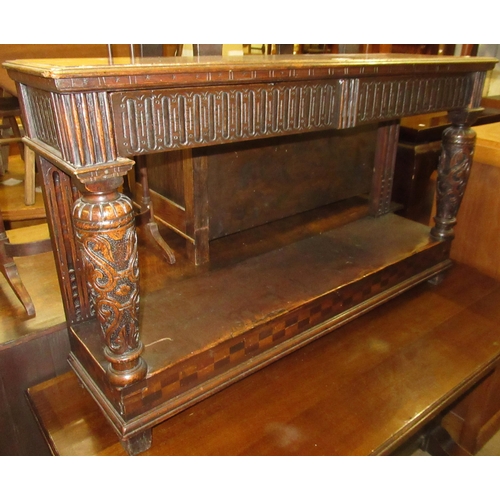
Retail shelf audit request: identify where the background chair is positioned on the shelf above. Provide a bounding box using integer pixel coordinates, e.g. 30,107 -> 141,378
0,95 -> 36,205
0,207 -> 52,317
0,94 -> 51,317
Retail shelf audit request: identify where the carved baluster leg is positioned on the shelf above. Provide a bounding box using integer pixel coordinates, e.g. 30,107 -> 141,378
430,109 -> 479,242
73,179 -> 147,387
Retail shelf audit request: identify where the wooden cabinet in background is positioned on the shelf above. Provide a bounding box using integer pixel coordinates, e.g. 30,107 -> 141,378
392,110 -> 500,224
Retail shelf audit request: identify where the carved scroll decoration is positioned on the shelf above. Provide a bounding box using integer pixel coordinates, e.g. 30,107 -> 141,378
73,192 -> 146,386
431,120 -> 476,241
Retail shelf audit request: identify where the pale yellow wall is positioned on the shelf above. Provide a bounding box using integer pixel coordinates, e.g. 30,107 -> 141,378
477,45 -> 500,96
181,44 -> 245,56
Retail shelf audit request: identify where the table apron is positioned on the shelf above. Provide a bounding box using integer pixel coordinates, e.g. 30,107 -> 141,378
110,74 -> 476,157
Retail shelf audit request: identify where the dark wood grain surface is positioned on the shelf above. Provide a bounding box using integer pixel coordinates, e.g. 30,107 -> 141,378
28,263 -> 500,455
9,53 -> 498,454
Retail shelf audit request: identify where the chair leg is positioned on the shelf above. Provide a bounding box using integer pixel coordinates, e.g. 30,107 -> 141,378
24,144 -> 36,206
0,254 -> 36,317
0,146 -> 7,175
135,156 -> 176,264
0,213 -> 35,317
0,121 -> 10,175
7,116 -> 24,160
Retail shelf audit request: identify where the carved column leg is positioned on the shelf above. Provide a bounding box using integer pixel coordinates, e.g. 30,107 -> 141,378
430,109 -> 479,241
73,182 -> 147,387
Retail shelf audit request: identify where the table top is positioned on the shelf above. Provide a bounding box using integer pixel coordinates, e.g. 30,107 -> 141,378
5,53 -> 498,72
4,54 -> 497,92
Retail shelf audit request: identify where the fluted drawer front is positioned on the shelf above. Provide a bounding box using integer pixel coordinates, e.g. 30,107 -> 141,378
110,73 -> 475,156
111,81 -> 341,155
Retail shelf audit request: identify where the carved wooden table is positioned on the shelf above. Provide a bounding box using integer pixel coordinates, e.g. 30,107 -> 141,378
4,54 -> 497,454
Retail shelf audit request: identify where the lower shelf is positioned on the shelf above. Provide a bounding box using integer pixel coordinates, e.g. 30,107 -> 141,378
68,213 -> 451,449
27,263 -> 500,455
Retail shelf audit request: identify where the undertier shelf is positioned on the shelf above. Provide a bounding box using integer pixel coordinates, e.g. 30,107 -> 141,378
68,213 -> 451,438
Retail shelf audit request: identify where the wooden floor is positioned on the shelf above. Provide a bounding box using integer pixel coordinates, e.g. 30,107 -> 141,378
0,147 -> 45,224
2,152 -> 500,456
0,152 -> 65,344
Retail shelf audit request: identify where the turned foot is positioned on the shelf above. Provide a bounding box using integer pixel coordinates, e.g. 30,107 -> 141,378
120,429 -> 152,455
428,272 -> 446,286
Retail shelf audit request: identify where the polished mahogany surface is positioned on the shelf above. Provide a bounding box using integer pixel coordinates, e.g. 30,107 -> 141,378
27,263 -> 500,455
